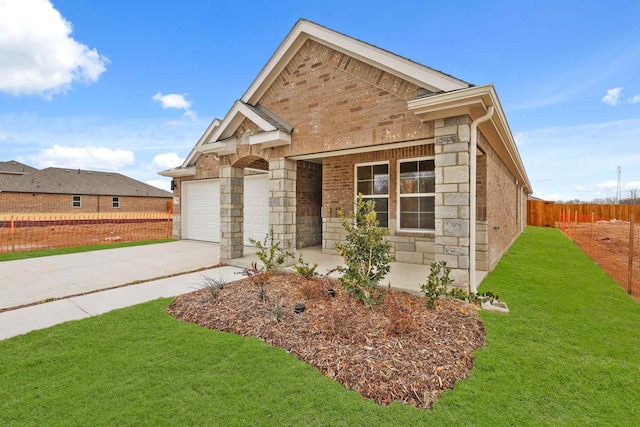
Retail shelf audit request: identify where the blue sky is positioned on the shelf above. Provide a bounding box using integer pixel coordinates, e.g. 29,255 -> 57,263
1,0 -> 639,201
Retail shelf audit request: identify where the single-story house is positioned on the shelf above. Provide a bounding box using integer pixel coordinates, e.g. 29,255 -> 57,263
159,19 -> 531,290
1,161 -> 172,213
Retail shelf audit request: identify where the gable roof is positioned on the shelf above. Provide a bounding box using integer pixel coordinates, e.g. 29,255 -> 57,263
242,19 -> 472,105
0,161 -> 38,175
1,163 -> 171,198
191,18 -> 472,155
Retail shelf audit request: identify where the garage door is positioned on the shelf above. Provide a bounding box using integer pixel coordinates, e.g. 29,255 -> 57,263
243,174 -> 269,246
182,175 -> 269,245
182,179 -> 220,242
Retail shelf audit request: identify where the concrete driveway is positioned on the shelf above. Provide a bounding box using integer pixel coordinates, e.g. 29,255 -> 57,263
0,240 -> 221,310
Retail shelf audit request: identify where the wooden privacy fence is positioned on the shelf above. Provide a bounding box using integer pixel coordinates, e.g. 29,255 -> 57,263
0,212 -> 172,253
528,200 -> 640,227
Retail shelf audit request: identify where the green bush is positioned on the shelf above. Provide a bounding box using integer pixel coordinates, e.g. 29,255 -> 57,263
249,229 -> 293,274
421,261 -> 454,309
335,194 -> 394,307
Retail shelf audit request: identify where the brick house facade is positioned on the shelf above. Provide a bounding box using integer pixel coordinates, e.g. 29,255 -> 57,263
160,20 -> 531,290
1,161 -> 171,214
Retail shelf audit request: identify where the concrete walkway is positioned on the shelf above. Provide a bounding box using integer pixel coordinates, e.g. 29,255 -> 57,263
0,240 -> 487,341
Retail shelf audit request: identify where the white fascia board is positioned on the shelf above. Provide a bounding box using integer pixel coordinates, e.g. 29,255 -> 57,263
208,101 -> 277,143
197,138 -> 237,156
242,20 -> 469,105
408,84 -> 532,193
182,118 -> 221,167
249,130 -> 291,148
158,166 -> 196,177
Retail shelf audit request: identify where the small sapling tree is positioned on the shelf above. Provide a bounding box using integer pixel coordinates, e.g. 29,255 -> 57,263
335,194 -> 394,307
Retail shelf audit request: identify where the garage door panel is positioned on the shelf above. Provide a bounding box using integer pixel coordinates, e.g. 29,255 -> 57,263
183,180 -> 220,242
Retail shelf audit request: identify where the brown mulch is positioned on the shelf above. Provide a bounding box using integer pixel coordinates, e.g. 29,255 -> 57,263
167,272 -> 486,409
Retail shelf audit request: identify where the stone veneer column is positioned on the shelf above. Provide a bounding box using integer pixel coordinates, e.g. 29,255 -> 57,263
219,165 -> 244,261
434,115 -> 471,288
269,158 -> 297,265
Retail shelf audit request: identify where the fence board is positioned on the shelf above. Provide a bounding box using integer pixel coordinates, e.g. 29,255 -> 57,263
527,200 -> 640,227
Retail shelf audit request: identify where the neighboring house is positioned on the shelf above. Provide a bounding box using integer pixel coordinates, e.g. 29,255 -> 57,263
159,19 -> 531,289
1,161 -> 172,213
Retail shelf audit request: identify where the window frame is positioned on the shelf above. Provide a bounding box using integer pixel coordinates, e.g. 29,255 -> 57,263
354,161 -> 390,228
396,156 -> 436,233
112,196 -> 120,208
72,195 -> 81,208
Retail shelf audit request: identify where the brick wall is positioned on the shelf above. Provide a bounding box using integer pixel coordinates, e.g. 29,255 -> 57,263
477,131 -> 520,270
260,39 -> 434,158
296,160 -> 322,247
0,192 -> 170,213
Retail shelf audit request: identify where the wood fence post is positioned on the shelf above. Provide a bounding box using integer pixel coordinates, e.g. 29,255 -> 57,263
589,212 -> 594,257
629,214 -> 635,295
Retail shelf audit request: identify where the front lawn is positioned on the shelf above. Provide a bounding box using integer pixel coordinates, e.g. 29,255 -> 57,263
0,239 -> 175,262
0,227 -> 638,425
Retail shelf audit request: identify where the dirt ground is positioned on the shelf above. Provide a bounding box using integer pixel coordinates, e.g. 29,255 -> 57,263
562,221 -> 640,301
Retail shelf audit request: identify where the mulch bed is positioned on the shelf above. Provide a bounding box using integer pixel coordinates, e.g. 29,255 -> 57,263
168,272 -> 486,409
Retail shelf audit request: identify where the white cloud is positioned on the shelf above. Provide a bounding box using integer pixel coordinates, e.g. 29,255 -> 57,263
152,92 -> 197,119
0,0 -> 108,98
145,179 -> 171,191
26,145 -> 134,170
629,94 -> 640,104
601,87 -> 623,105
151,152 -> 184,170
152,93 -> 191,110
0,131 -> 8,141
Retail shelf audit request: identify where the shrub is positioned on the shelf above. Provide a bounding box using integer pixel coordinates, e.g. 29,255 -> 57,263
200,274 -> 226,301
335,194 -> 394,307
249,229 -> 293,274
384,287 -> 414,336
421,261 -> 454,309
293,245 -> 318,279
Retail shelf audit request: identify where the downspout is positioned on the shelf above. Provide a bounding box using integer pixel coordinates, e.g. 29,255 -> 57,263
469,106 -> 494,294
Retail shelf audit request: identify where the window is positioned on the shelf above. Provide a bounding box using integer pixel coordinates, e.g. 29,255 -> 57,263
112,197 -> 120,208
72,195 -> 81,208
355,162 -> 389,227
398,158 -> 435,231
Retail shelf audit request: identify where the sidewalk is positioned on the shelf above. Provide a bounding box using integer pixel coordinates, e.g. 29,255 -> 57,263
0,265 -> 241,341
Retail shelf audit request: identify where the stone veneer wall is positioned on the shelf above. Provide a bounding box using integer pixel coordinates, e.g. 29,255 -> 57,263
433,115 -> 472,287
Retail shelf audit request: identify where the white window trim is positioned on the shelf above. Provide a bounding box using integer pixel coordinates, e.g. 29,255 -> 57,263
397,156 -> 436,233
72,195 -> 81,208
354,161 -> 389,227
112,196 -> 120,208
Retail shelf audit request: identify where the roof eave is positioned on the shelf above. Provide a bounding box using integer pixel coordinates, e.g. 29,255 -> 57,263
158,166 -> 196,178
408,84 -> 532,194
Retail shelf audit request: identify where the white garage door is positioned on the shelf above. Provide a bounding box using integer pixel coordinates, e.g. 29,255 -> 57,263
182,174 -> 269,246
243,174 -> 269,246
182,179 -> 220,242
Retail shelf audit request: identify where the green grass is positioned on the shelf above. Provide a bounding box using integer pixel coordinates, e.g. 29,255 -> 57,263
0,239 -> 175,262
1,227 -> 639,425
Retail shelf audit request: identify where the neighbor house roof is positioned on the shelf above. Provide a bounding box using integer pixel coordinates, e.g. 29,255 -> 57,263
1,162 -> 172,198
0,161 -> 38,175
